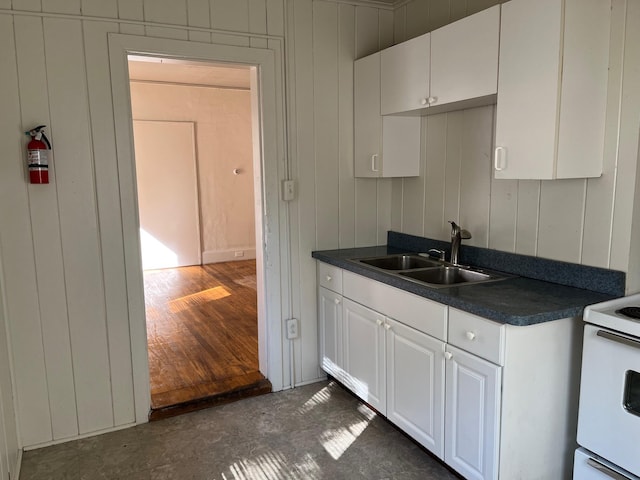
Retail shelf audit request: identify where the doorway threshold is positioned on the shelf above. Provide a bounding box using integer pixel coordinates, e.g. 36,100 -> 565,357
149,373 -> 272,421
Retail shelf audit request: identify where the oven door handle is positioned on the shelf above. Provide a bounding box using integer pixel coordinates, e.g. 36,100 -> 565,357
587,458 -> 633,480
597,329 -> 640,350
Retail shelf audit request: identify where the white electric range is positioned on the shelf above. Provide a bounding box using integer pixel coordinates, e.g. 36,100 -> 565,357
575,294 -> 640,479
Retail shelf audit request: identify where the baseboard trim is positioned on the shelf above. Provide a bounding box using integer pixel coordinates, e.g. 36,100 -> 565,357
22,422 -> 137,451
202,248 -> 256,264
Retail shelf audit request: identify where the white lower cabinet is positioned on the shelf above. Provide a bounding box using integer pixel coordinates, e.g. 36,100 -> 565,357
444,345 -> 501,480
386,318 -> 445,457
342,298 -> 386,413
318,286 -> 344,383
317,262 -> 581,480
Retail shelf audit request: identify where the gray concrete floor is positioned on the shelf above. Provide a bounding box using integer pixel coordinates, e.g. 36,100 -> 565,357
20,381 -> 461,480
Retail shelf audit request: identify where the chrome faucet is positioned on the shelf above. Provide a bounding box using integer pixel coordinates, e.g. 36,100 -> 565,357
449,221 -> 471,265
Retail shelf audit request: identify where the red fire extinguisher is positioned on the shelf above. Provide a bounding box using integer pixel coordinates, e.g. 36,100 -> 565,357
26,125 -> 52,184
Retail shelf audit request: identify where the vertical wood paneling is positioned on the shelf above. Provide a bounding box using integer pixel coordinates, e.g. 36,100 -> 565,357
143,0 -> 187,25
393,5 -> 406,44
354,6 -> 378,58
443,111 -> 463,231
338,3 -> 356,248
266,0 -> 284,37
0,239 -> 18,480
376,9 -> 394,243
0,14 -> 52,447
450,0 -> 468,22
211,0 -> 249,32
43,17 -> 114,434
354,6 -> 380,246
537,180 -> 586,262
427,0 -> 451,32
581,0 -> 626,268
42,0 -> 79,14
610,0 -> 640,275
390,179 -> 403,231
459,107 -> 492,247
187,0 -> 211,40
83,20 -> 136,427
313,2 -> 339,250
405,0 -> 429,40
14,14 -> 79,441
515,180 -> 540,255
118,0 -> 142,20
12,0 -> 42,11
290,0 -> 314,385
618,0 -> 640,292
489,177 -> 517,252
249,0 -> 268,47
81,0 -> 117,18
424,115 -> 447,239
467,0 -> 502,15
401,120 -> 426,237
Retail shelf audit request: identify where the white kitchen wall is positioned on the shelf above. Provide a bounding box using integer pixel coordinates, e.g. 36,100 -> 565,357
0,0 -> 289,450
1,0 -> 638,457
391,0 -> 640,292
0,257 -> 18,480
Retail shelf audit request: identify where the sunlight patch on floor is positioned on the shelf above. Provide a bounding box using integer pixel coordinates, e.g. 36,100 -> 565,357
320,418 -> 371,460
223,450 -> 320,480
168,286 -> 231,312
298,386 -> 332,414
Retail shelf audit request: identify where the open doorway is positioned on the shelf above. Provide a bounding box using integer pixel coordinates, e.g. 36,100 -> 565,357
127,56 -> 270,418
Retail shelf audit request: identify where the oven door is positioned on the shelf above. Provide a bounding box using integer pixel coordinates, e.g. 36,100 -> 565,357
578,324 -> 640,476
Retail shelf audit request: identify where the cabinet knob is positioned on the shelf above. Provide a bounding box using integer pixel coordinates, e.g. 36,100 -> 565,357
371,154 -> 379,173
420,98 -> 428,106
384,323 -> 391,331
444,351 -> 453,360
376,319 -> 383,326
465,331 -> 476,341
326,275 -> 332,282
334,298 -> 340,305
428,96 -> 437,105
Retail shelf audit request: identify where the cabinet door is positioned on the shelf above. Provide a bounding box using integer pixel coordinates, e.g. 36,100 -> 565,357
386,319 -> 445,459
380,33 -> 430,115
445,345 -> 501,480
318,287 -> 344,382
354,53 -> 382,178
430,5 -> 499,107
494,0 -> 562,180
343,298 -> 386,413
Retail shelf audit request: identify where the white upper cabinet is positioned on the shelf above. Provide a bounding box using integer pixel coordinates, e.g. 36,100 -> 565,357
354,53 -> 421,178
430,5 -> 500,109
381,33 -> 431,115
494,0 -> 611,180
379,5 -> 500,116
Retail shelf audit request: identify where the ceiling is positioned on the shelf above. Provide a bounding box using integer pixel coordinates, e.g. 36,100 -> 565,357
127,56 -> 251,89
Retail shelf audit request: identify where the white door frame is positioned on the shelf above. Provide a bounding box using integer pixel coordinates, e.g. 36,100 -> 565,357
108,33 -> 287,423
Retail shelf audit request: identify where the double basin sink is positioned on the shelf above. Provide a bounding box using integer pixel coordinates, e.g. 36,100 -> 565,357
349,254 -> 509,288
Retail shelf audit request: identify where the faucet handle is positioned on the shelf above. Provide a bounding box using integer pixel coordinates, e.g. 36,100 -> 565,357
427,249 -> 446,261
460,229 -> 472,240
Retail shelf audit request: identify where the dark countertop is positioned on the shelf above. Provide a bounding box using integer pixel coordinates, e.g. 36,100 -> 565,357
312,246 -> 618,326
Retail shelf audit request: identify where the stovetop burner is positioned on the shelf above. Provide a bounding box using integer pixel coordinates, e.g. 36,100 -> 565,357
617,306 -> 640,320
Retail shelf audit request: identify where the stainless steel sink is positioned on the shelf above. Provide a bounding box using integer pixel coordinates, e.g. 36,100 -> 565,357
355,254 -> 442,270
399,266 -> 496,286
350,253 -> 510,288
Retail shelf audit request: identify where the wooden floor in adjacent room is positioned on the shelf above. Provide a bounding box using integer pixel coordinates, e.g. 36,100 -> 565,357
143,260 -> 270,419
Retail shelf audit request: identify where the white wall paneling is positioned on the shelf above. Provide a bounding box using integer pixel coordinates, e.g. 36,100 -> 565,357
0,252 -> 19,480
1,13 -> 54,448
15,14 -> 79,442
0,0 -> 292,449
